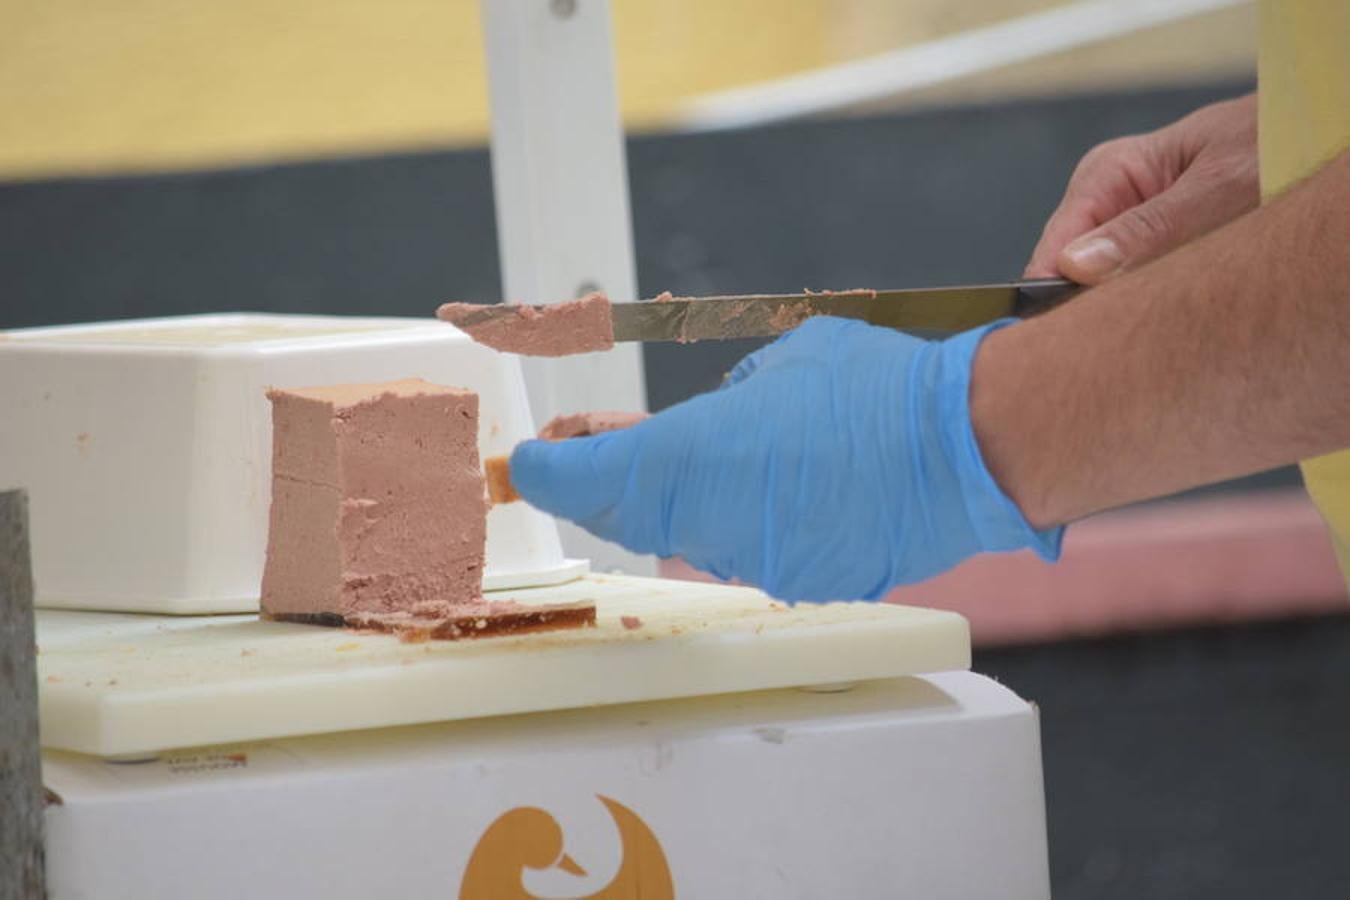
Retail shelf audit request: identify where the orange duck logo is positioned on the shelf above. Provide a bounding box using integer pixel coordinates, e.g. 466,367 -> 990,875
459,795 -> 674,899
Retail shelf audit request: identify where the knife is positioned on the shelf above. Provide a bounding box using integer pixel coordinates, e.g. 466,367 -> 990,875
612,278 -> 1081,343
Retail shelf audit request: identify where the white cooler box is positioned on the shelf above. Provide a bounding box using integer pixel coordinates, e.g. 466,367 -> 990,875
0,313 -> 584,614
42,672 -> 1051,899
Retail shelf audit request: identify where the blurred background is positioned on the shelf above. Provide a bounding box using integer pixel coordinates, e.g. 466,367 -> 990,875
4,1 -> 1348,896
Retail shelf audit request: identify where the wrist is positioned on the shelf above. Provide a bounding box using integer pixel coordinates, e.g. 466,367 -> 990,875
940,321 -> 1063,559
966,322 -> 1062,532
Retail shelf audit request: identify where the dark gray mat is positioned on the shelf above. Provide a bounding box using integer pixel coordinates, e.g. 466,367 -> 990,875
978,614 -> 1350,899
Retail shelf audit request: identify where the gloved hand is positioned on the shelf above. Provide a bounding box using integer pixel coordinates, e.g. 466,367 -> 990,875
510,317 -> 1062,602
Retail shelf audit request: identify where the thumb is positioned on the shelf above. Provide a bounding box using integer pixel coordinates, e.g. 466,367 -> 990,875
509,433 -> 633,527
1057,177 -> 1213,284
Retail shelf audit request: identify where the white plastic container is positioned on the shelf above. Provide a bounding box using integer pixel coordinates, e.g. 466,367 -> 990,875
0,313 -> 585,614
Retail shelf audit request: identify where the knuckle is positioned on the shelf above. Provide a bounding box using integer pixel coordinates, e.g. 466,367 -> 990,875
1117,202 -> 1175,247
1195,153 -> 1261,192
795,315 -> 833,334
1077,137 -> 1134,172
797,315 -> 853,340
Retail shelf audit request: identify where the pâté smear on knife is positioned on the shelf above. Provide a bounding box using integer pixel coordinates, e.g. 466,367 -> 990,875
435,279 -> 1081,356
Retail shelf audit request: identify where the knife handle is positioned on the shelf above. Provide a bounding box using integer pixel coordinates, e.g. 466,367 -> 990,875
1012,278 -> 1082,319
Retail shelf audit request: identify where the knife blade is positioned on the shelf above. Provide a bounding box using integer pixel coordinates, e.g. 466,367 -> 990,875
611,278 -> 1080,343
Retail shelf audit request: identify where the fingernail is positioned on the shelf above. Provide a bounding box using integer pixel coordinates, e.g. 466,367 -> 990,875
1062,236 -> 1124,280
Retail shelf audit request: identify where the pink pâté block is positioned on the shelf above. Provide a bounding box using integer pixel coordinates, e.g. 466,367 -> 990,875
260,378 -> 486,623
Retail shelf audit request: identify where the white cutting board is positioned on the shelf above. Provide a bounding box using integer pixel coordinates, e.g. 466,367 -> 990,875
36,574 -> 970,758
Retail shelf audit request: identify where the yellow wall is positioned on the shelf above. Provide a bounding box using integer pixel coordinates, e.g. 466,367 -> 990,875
3,1 -> 494,177
1,0 -> 1253,180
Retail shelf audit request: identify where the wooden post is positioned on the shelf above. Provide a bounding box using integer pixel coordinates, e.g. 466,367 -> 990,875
1,490 -> 44,899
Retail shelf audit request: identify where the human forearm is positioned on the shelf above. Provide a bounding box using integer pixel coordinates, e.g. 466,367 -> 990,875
974,148 -> 1350,528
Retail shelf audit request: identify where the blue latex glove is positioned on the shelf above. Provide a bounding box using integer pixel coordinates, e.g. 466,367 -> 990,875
511,317 -> 1062,602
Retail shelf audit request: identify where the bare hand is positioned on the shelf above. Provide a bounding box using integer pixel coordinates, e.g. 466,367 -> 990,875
1025,94 -> 1259,284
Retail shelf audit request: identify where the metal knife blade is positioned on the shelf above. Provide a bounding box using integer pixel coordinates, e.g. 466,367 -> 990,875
611,278 -> 1080,343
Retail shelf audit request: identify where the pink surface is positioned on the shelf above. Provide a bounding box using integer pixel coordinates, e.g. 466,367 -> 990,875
437,293 -> 614,356
659,490 -> 1348,646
